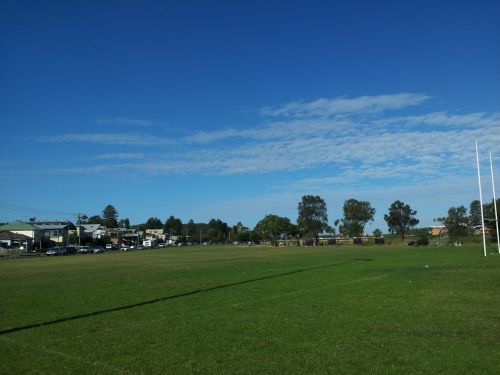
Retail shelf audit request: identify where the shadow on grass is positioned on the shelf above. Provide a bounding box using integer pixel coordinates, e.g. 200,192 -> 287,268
0,258 -> 373,336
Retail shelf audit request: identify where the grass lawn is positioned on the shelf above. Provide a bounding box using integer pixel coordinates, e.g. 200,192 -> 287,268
1,244 -> 499,374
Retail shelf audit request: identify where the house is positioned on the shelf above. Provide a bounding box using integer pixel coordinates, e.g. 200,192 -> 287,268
107,228 -> 139,245
80,224 -> 107,239
33,221 -> 76,245
430,226 -> 447,236
0,221 -> 43,242
0,231 -> 33,251
145,228 -> 166,241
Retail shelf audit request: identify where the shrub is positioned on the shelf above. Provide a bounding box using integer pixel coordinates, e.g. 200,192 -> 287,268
415,229 -> 430,246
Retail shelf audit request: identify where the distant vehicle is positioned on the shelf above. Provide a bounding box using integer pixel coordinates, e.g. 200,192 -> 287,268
66,246 -> 77,254
137,245 -> 144,250
93,246 -> 105,254
121,245 -> 130,251
106,244 -> 119,251
143,240 -> 157,248
158,243 -> 165,248
78,246 -> 92,254
46,247 -> 68,256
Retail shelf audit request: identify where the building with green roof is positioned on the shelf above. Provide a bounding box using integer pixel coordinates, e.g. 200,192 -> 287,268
0,221 -> 43,243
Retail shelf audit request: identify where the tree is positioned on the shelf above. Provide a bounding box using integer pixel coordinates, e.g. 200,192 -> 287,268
297,195 -> 328,241
483,199 -> 500,222
164,216 -> 183,236
118,218 -> 130,229
469,200 -> 482,227
373,228 -> 383,238
102,205 -> 118,228
383,200 -> 419,241
185,219 -> 197,241
145,217 -> 163,229
341,199 -> 375,237
436,206 -> 469,243
254,214 -> 297,241
207,219 -> 229,243
87,215 -> 103,225
415,228 -> 430,246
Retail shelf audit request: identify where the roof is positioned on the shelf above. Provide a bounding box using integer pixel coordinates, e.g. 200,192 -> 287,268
81,224 -> 103,232
0,221 -> 37,232
34,221 -> 76,230
0,231 -> 33,240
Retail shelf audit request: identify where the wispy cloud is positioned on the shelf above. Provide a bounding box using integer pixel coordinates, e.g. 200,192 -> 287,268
97,118 -> 156,126
259,92 -> 431,118
33,93 -> 500,187
33,133 -> 174,145
90,153 -> 145,160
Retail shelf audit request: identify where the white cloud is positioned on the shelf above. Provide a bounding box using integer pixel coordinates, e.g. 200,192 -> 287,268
260,93 -> 431,118
97,118 -> 155,126
33,133 -> 174,145
372,111 -> 499,129
35,93 -> 500,190
91,153 -> 145,160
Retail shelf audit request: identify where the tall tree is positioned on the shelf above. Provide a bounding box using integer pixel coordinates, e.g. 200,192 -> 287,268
255,214 -> 297,241
185,219 -> 197,241
469,200 -> 482,227
145,217 -> 163,229
436,206 -> 469,242
341,199 -> 375,237
483,199 -> 500,221
207,219 -> 229,242
118,218 -> 130,229
384,200 -> 419,241
87,215 -> 103,225
102,205 -> 118,228
297,195 -> 328,241
164,216 -> 183,236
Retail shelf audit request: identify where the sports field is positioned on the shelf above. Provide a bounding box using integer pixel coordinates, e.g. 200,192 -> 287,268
1,245 -> 499,374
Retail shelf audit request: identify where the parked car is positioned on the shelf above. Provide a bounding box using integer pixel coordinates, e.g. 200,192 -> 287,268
66,245 -> 78,254
93,246 -> 105,254
46,247 -> 68,256
137,245 -> 144,250
78,246 -> 92,254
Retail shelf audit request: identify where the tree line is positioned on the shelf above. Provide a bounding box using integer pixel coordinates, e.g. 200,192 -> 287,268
79,197 -> 498,245
436,199 -> 500,243
78,197 -> 422,244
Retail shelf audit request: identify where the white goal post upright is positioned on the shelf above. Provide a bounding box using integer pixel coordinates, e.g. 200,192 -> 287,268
476,142 -> 487,257
489,152 -> 500,254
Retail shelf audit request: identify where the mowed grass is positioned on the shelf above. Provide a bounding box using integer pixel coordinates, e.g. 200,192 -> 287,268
1,245 -> 499,374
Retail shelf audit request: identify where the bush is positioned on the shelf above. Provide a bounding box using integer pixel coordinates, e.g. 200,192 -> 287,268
415,229 -> 430,246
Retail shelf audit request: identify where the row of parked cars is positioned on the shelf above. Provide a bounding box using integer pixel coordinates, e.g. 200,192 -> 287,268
45,245 -> 106,256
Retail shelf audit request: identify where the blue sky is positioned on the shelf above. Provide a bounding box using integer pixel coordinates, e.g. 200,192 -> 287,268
1,0 -> 499,232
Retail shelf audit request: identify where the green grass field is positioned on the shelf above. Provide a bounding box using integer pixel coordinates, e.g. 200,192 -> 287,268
1,245 -> 499,374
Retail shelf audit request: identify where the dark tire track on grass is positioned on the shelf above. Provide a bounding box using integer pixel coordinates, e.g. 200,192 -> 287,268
0,258 -> 373,336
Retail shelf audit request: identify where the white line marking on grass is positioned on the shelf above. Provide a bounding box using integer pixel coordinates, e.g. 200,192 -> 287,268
0,335 -> 135,375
